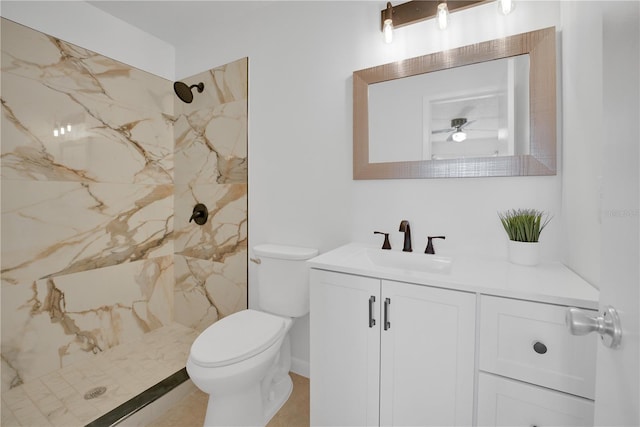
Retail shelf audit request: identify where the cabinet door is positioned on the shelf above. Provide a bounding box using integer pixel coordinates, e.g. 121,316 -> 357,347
310,269 -> 381,427
379,280 -> 476,427
477,372 -> 594,426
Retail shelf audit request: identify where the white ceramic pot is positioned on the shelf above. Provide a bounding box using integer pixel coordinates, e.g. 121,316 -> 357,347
508,240 -> 540,266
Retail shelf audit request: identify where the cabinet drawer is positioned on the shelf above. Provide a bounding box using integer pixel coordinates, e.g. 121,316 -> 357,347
479,295 -> 597,398
477,372 -> 594,426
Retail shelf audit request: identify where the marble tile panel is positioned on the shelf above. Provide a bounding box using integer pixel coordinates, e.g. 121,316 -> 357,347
174,183 -> 247,259
1,256 -> 174,391
0,399 -> 20,426
1,18 -> 174,185
179,57 -> 247,113
174,100 -> 247,185
174,57 -> 247,185
174,252 -> 247,331
1,180 -> 173,286
1,18 -> 173,115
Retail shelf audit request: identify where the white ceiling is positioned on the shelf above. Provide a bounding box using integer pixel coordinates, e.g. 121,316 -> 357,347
88,1 -> 273,48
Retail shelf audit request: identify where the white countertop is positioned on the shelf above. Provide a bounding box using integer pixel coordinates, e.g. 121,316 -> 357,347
307,243 -> 599,309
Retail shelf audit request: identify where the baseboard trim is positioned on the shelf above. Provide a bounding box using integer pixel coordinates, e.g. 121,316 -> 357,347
290,357 -> 309,378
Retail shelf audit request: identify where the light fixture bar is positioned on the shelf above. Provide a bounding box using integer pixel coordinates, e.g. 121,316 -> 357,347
380,0 -> 489,30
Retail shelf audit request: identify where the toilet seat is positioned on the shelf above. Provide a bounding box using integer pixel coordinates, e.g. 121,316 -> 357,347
189,309 -> 287,368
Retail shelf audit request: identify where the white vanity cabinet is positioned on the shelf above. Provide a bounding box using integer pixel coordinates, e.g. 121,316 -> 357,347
476,296 -> 597,426
308,243 -> 600,427
310,269 -> 476,427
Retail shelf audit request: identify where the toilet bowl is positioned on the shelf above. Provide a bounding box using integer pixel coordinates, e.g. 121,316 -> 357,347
186,244 -> 318,427
187,309 -> 293,426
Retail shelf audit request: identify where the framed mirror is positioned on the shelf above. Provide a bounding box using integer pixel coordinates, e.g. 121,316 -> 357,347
353,27 -> 557,179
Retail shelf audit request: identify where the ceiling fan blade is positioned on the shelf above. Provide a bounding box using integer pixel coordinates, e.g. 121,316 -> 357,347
431,127 -> 455,134
459,119 -> 476,129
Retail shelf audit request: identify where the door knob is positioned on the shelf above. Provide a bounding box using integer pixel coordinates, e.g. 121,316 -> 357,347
566,306 -> 622,349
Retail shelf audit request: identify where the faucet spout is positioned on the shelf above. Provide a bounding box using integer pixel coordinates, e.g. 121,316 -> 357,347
399,220 -> 412,252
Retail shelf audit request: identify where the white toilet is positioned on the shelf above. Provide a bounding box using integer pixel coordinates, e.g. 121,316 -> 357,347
186,244 -> 318,427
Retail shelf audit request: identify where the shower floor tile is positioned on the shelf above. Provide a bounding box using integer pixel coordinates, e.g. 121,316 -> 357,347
1,323 -> 199,427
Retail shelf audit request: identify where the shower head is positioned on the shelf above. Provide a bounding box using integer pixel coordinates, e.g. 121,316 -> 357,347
174,81 -> 204,104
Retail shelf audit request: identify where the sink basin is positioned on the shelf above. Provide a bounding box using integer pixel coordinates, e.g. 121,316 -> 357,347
365,249 -> 453,274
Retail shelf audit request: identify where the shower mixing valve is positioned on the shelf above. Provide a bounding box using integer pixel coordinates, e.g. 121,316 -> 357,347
190,203 -> 209,225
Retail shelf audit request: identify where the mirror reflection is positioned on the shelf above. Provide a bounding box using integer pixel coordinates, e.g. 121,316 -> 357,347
369,55 -> 530,163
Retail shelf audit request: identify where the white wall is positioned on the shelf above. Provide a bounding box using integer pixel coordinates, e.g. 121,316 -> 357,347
560,2 -> 603,287
3,0 -> 603,377
174,1 -> 570,375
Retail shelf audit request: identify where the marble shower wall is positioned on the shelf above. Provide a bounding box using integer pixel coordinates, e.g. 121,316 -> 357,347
1,19 -> 248,392
173,58 -> 248,331
0,18 -> 175,391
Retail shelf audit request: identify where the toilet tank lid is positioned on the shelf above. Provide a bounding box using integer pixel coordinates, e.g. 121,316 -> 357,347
253,244 -> 318,260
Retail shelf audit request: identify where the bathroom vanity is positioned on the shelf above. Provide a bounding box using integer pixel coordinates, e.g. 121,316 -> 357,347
308,243 -> 599,426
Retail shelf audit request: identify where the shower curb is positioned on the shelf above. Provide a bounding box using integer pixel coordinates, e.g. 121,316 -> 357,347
85,368 -> 189,427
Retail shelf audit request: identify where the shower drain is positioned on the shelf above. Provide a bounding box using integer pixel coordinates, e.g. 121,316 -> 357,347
84,386 -> 107,400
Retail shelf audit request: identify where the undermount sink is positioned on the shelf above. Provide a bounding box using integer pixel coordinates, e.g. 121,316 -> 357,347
365,248 -> 453,274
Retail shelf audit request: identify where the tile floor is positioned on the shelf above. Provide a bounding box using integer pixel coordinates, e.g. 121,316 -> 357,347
146,373 -> 310,427
1,323 -> 199,426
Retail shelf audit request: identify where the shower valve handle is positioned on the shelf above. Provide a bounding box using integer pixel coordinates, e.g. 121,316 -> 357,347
190,203 -> 208,225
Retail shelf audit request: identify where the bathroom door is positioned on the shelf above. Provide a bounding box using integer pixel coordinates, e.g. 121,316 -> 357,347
593,3 -> 639,425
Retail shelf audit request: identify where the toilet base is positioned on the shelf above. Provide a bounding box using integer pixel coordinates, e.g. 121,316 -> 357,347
202,373 -> 293,427
263,373 -> 293,425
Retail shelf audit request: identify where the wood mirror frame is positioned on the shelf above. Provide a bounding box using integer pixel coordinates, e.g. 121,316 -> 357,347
353,27 -> 557,179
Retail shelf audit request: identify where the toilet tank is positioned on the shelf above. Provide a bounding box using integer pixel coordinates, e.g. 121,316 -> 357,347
253,244 -> 318,318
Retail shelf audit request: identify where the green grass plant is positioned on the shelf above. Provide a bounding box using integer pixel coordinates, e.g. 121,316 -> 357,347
498,209 -> 552,243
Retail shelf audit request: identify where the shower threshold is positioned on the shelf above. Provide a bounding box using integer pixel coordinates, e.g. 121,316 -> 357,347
86,368 -> 190,427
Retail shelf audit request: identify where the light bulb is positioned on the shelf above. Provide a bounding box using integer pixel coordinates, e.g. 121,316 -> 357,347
498,0 -> 514,15
452,131 -> 467,142
383,19 -> 394,44
60,127 -> 65,135
382,2 -> 394,44
437,2 -> 449,30
67,124 -> 71,132
53,129 -> 59,137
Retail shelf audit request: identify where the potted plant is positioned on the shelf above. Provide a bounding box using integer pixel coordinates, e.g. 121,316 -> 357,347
498,208 -> 552,266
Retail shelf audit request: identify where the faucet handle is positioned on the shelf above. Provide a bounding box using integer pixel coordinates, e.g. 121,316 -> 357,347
374,231 -> 392,250
425,235 -> 446,254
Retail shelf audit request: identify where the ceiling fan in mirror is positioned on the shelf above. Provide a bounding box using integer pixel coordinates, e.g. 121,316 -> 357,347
431,117 -> 495,142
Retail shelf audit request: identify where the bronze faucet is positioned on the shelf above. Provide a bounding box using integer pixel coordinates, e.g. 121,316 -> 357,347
399,220 -> 412,252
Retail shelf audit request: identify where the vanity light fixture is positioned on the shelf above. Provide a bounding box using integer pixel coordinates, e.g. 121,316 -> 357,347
497,0 -> 514,15
380,1 -> 506,41
436,2 -> 450,30
383,2 -> 394,43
